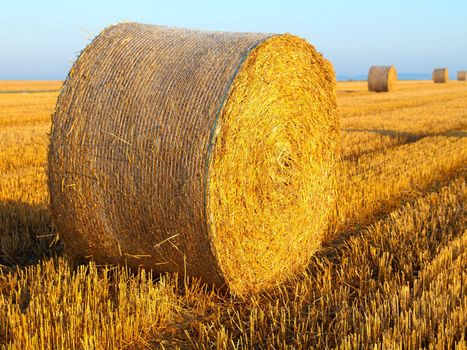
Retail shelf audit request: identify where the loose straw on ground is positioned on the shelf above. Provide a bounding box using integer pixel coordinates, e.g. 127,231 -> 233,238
48,23 -> 339,295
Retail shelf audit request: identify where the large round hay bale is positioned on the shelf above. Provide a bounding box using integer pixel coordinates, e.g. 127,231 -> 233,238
367,66 -> 397,92
457,71 -> 467,81
48,23 -> 338,295
433,68 -> 449,83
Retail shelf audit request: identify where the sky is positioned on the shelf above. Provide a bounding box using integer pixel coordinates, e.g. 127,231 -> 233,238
1,0 -> 466,80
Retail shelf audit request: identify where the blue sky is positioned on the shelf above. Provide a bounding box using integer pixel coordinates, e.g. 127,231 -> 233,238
1,0 -> 466,80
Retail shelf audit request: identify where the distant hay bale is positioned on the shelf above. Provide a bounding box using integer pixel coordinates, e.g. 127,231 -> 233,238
432,68 -> 449,83
367,66 -> 397,92
457,71 -> 467,81
48,23 -> 339,295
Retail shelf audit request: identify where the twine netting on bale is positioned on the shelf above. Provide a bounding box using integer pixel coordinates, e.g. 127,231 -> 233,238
433,68 -> 449,83
48,23 -> 339,295
457,71 -> 467,81
367,66 -> 397,92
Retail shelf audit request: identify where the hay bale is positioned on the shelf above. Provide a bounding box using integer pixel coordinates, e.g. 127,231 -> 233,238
367,66 -> 397,92
457,71 -> 467,81
433,68 -> 449,83
48,23 -> 338,295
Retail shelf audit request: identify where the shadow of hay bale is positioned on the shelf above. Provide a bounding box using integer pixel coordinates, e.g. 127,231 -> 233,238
0,200 -> 60,267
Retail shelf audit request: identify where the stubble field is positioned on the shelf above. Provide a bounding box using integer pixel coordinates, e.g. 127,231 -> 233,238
0,80 -> 465,349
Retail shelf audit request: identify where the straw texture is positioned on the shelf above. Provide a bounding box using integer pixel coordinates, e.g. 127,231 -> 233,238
457,71 -> 467,81
433,68 -> 449,83
48,23 -> 338,295
367,66 -> 397,92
